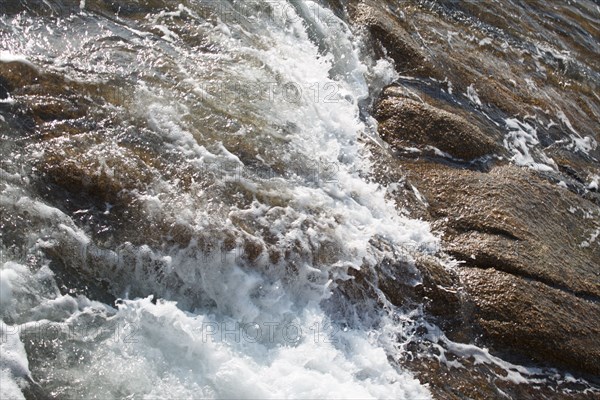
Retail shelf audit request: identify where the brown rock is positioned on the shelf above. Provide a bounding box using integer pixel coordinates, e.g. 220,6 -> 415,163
0,60 -> 108,135
406,162 -> 600,300
0,61 -> 41,89
348,1 -> 433,76
351,0 -> 600,154
38,142 -> 154,205
376,93 -> 501,160
413,255 -> 465,335
459,267 -> 600,377
399,160 -> 600,376
402,351 -> 599,400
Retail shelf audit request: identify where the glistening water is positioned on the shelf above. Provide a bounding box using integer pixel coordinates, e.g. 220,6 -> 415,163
0,1 -> 437,398
1,1 -> 599,399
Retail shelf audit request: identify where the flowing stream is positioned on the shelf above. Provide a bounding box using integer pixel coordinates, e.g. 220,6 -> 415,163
1,1 -> 438,398
2,1 -> 599,398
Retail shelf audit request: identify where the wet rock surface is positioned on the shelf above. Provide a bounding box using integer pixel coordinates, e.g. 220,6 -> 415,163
348,0 -> 432,76
348,0 -> 600,185
376,90 -> 501,160
356,0 -> 600,395
402,354 -> 600,400
395,160 -> 600,377
458,266 -> 600,377
378,118 -> 600,396
404,162 -> 600,301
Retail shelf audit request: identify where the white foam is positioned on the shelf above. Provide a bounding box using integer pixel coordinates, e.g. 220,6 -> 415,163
0,321 -> 31,400
466,84 -> 482,107
479,37 -> 493,46
556,111 -> 598,155
580,227 -> 600,248
47,298 -> 432,399
0,51 -> 37,69
0,1 -> 440,397
503,118 -> 556,171
588,175 -> 599,191
0,262 -> 30,315
420,322 -> 549,386
0,370 -> 26,400
0,268 -> 19,309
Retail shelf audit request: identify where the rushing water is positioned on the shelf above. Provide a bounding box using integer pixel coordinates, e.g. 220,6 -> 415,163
1,1 -> 599,399
0,1 -> 440,398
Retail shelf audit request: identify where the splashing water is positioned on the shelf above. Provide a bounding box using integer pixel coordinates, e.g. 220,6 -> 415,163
1,1 -> 439,398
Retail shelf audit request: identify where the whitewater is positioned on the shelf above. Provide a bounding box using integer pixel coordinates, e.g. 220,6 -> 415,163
1,1 -> 438,398
3,0 -> 599,398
